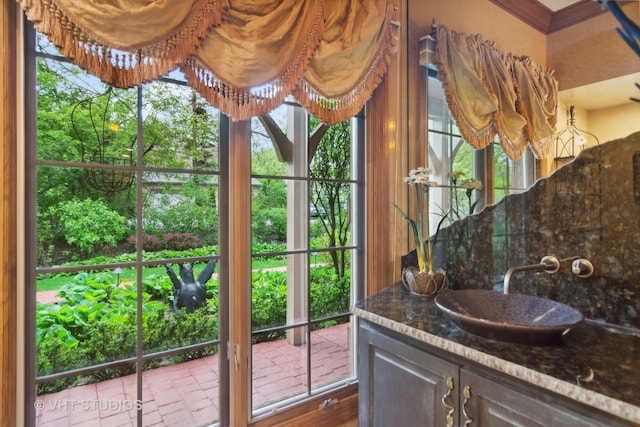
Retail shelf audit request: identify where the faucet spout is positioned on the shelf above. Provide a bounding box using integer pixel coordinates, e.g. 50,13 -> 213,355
503,256 -> 560,294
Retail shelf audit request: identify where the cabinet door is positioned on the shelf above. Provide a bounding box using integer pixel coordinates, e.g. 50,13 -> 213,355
358,323 -> 459,427
459,369 -> 614,427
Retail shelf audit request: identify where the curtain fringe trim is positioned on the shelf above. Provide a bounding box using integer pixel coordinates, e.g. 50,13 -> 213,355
20,0 -> 227,88
183,61 -> 292,122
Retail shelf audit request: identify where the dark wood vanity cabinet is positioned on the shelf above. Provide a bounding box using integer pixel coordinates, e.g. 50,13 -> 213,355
358,321 -> 628,427
358,321 -> 458,426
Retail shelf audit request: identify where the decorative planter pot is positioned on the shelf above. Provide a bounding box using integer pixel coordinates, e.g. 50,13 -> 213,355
401,266 -> 449,297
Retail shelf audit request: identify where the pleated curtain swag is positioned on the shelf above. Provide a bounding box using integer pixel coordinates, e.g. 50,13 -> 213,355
432,25 -> 558,160
19,0 -> 396,125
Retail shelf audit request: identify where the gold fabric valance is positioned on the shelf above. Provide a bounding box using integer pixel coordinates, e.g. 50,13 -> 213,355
19,0 -> 396,125
20,0 -> 227,88
183,0 -> 326,121
293,0 -> 396,124
433,25 -> 557,160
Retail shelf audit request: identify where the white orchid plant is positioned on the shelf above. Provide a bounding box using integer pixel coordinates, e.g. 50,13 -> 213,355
395,167 -> 483,273
395,167 -> 444,273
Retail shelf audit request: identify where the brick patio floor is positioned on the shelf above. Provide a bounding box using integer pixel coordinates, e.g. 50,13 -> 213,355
34,323 -> 352,427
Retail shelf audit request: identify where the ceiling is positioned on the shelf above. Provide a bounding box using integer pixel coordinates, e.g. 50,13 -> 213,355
537,0 -> 583,12
493,0 -> 639,111
559,73 -> 640,110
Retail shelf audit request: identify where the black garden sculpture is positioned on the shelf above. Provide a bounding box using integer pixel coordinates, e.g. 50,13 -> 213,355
165,254 -> 217,313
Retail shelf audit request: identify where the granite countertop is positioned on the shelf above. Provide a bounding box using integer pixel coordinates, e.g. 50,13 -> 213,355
352,283 -> 640,424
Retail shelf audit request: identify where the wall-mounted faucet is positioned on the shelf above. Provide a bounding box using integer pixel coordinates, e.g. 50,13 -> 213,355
503,256 -> 594,294
503,256 -> 562,294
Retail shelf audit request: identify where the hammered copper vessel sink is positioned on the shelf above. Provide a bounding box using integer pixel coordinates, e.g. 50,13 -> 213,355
434,290 -> 584,345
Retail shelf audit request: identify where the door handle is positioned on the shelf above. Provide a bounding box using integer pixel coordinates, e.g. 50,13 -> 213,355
462,385 -> 473,426
441,376 -> 455,427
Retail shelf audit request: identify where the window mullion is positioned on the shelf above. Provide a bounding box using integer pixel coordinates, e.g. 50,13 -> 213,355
227,118 -> 253,426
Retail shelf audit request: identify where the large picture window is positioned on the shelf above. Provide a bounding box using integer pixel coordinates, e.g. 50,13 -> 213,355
26,22 -> 361,426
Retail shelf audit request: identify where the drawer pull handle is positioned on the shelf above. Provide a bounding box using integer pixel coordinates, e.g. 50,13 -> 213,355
441,376 -> 455,427
462,385 -> 473,426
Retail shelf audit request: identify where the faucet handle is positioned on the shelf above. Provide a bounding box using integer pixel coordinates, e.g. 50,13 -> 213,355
540,256 -> 560,273
571,259 -> 594,278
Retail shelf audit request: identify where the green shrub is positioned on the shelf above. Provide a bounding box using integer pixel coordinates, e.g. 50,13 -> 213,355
145,303 -> 219,361
310,268 -> 350,320
56,198 -> 128,255
251,270 -> 287,341
252,208 -> 288,242
250,267 -> 350,340
141,183 -> 218,241
36,335 -> 85,394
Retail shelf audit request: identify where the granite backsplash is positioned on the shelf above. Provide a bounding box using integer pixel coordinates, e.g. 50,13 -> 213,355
402,131 -> 640,329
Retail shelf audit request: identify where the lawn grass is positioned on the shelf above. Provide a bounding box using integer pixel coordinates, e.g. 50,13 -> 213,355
36,257 -> 287,292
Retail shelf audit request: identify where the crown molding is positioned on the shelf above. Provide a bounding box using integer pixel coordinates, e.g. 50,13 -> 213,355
488,0 -> 607,34
548,1 -> 607,33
